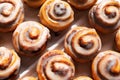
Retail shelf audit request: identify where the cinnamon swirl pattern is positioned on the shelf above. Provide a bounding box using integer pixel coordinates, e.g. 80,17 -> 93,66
88,0 -> 120,33
67,0 -> 97,10
64,26 -> 102,62
0,0 -> 24,32
0,47 -> 21,80
36,50 -> 75,80
24,0 -> 45,8
39,0 -> 74,32
74,76 -> 93,80
12,21 -> 50,56
92,50 -> 120,80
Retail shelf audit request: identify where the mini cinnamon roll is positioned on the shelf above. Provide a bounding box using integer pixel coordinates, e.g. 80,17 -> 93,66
39,0 -> 74,32
115,28 -> 120,51
64,26 -> 102,62
92,50 -> 120,80
0,47 -> 21,80
12,21 -> 50,56
88,0 -> 120,33
67,0 -> 97,10
74,76 -> 93,80
20,76 -> 37,80
0,0 -> 24,32
36,50 -> 75,80
24,0 -> 45,8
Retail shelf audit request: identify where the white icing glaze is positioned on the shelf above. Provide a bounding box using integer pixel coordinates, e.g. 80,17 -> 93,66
0,47 -> 20,79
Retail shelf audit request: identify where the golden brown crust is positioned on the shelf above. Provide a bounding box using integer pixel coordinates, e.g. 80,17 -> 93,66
0,0 -> 24,32
12,21 -> 50,56
74,76 -> 93,80
115,28 -> 120,51
64,26 -> 101,63
24,0 -> 45,8
36,50 -> 75,80
67,0 -> 97,10
92,50 -> 120,80
39,0 -> 74,32
19,76 -> 37,80
88,0 -> 120,33
0,47 -> 21,80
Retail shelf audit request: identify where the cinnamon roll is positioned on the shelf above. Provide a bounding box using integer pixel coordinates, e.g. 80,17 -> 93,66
0,0 -> 24,32
0,47 -> 21,80
115,28 -> 120,51
88,0 -> 120,33
36,50 -> 75,80
24,0 -> 45,8
67,0 -> 97,10
74,76 -> 93,80
92,50 -> 120,80
12,21 -> 50,56
39,0 -> 74,32
64,26 -> 102,62
20,76 -> 37,80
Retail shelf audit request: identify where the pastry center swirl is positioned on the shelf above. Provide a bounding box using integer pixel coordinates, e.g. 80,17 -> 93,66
0,49 -> 12,70
52,62 -> 69,76
105,6 -> 117,18
54,3 -> 66,16
110,59 -> 120,75
79,36 -> 94,49
1,3 -> 13,16
29,27 -> 40,39
98,54 -> 120,79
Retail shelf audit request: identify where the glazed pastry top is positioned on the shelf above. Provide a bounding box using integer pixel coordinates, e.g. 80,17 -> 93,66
92,50 -> 120,80
0,47 -> 20,79
0,0 -> 24,32
39,0 -> 74,32
64,26 -> 102,62
12,21 -> 50,56
89,0 -> 120,33
36,50 -> 75,80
